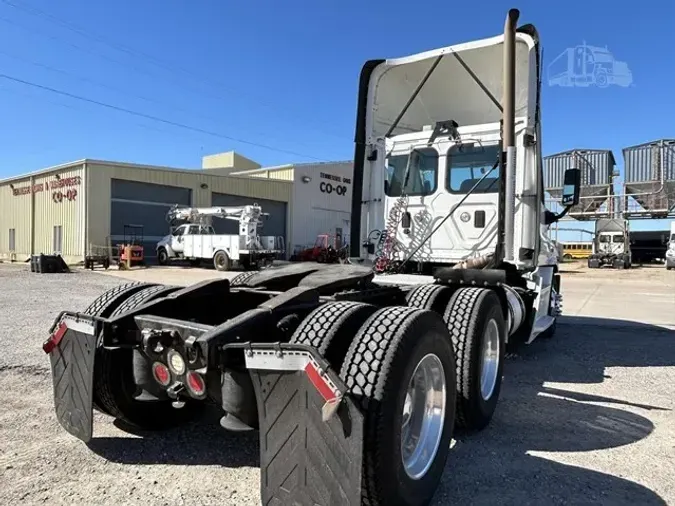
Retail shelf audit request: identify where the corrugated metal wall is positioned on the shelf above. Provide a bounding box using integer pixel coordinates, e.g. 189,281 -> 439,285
0,177 -> 32,260
544,150 -> 614,189
86,161 -> 293,260
0,164 -> 85,263
622,140 -> 675,183
33,167 -> 85,260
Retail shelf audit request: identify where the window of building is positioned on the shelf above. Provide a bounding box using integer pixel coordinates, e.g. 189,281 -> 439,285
9,228 -> 15,251
53,225 -> 63,254
385,148 -> 438,197
446,144 -> 501,194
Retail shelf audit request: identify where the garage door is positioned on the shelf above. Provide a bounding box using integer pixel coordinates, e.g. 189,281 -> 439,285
211,193 -> 287,245
110,179 -> 192,262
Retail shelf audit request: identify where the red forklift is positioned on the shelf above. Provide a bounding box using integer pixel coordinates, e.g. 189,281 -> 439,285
116,224 -> 146,270
294,232 -> 349,263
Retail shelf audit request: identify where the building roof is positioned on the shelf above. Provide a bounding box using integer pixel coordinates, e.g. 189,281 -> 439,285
0,158 -> 294,185
231,159 -> 353,176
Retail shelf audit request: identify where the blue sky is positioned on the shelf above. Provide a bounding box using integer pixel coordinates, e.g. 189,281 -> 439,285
0,0 -> 673,239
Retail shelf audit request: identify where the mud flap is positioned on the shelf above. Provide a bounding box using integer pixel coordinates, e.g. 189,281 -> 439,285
43,314 -> 97,443
244,344 -> 364,506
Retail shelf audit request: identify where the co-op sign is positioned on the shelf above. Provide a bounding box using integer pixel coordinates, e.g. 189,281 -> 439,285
319,172 -> 351,196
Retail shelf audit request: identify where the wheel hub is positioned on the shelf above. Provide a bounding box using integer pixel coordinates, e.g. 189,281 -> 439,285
480,319 -> 500,401
400,353 -> 446,480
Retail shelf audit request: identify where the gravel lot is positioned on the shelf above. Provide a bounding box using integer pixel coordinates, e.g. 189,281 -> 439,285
0,263 -> 673,505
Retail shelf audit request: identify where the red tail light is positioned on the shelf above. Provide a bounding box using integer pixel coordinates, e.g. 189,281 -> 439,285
152,362 -> 171,386
186,371 -> 205,396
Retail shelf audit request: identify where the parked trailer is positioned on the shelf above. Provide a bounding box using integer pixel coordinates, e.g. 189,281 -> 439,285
629,230 -> 669,265
43,9 -> 576,505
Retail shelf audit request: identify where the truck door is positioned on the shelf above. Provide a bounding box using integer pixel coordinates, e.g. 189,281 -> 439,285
170,226 -> 186,254
432,143 -> 501,259
185,225 -> 200,257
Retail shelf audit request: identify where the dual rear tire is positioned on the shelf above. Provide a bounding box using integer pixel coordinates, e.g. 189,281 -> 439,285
405,284 -> 506,430
84,283 -> 201,429
290,302 -> 457,506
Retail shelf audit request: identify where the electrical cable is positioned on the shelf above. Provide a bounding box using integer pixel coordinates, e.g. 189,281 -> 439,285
0,72 -> 326,160
0,0 -> 351,143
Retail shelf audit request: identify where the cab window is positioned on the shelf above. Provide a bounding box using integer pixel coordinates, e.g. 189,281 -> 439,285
612,234 -> 624,243
385,148 -> 438,197
446,144 -> 501,194
187,225 -> 200,235
599,235 -> 610,243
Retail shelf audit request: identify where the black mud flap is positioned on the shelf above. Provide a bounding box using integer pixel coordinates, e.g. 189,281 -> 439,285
243,343 -> 364,506
43,313 -> 98,443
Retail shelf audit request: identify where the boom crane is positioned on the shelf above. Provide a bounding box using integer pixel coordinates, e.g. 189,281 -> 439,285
156,203 -> 283,270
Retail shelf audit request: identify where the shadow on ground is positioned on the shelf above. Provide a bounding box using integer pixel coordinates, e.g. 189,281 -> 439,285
432,315 -> 673,505
86,315 -> 673,505
87,407 -> 258,468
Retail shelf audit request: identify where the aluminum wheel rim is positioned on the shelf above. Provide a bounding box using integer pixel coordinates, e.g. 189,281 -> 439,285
400,353 -> 446,480
480,319 -> 500,400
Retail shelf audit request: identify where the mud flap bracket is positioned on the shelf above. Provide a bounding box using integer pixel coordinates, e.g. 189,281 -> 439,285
244,344 -> 364,506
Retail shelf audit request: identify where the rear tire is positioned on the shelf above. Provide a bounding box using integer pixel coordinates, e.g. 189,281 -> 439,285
340,307 -> 456,506
213,250 -> 230,271
443,287 -> 506,431
405,284 -> 454,313
290,301 -> 377,371
94,284 -> 201,430
230,270 -> 257,287
83,282 -> 157,415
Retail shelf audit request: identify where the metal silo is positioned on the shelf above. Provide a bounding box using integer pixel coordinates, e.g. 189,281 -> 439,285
544,149 -> 616,218
622,139 -> 675,216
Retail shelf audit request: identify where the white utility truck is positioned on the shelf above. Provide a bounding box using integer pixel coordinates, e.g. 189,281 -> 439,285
666,221 -> 675,270
587,218 -> 632,269
44,10 -> 583,506
156,204 -> 284,270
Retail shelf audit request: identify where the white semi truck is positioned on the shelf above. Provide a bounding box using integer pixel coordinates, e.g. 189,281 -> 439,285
156,204 -> 284,271
44,9 -> 582,505
587,218 -> 632,269
666,221 -> 675,270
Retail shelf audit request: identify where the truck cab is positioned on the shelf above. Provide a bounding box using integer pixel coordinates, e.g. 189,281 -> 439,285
157,223 -> 215,261
588,218 -> 631,269
380,122 -> 556,272
595,231 -> 627,256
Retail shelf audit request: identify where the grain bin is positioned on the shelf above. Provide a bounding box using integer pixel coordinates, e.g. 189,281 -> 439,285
621,139 -> 675,215
544,149 -> 615,218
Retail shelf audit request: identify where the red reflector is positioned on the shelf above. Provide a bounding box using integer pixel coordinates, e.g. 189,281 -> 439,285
304,362 -> 337,402
186,371 -> 205,396
152,362 -> 171,386
43,322 -> 67,354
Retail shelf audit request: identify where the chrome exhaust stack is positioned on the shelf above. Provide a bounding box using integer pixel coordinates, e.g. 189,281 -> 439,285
502,8 -> 519,263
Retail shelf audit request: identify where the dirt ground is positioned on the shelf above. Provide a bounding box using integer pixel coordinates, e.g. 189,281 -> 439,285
0,261 -> 673,505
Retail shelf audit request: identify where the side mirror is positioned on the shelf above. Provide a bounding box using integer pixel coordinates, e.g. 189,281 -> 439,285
561,168 -> 581,207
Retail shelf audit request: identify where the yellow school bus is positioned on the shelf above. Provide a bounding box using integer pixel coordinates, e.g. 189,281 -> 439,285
561,241 -> 593,259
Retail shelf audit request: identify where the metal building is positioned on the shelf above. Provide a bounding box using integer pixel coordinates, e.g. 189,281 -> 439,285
231,161 -> 353,256
544,149 -> 616,219
0,156 -> 293,265
622,139 -> 675,217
